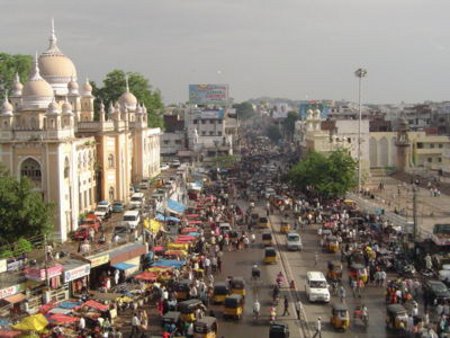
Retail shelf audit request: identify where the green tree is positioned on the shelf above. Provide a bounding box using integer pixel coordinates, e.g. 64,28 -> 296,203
288,150 -> 357,200
234,101 -> 255,120
0,167 -> 54,245
265,125 -> 282,143
282,111 -> 300,140
0,53 -> 33,97
94,70 -> 164,128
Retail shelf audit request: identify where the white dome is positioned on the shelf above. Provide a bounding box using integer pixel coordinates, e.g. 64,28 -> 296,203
11,73 -> 23,97
119,92 -> 137,110
2,97 -> 13,115
82,80 -> 92,96
62,99 -> 73,114
39,22 -> 77,96
46,99 -> 61,115
22,56 -> 54,109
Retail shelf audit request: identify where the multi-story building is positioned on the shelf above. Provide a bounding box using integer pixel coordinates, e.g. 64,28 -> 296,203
0,25 -> 160,241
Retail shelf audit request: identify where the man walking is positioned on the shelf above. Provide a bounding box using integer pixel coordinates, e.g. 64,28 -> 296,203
130,312 -> 141,337
282,296 -> 290,316
312,317 -> 322,338
295,298 -> 302,320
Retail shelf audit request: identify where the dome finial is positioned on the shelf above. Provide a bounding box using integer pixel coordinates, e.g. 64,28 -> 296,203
48,18 -> 60,53
30,51 -> 43,81
125,74 -> 130,93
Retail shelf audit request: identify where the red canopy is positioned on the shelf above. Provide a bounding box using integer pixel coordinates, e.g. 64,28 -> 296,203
83,300 -> 109,312
134,271 -> 157,282
47,314 -> 79,324
0,330 -> 21,338
181,227 -> 199,233
176,235 -> 196,242
185,214 -> 200,219
187,220 -> 202,225
39,302 -> 56,314
153,246 -> 165,252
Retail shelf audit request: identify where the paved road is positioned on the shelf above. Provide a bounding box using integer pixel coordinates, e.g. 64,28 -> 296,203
216,199 -> 397,338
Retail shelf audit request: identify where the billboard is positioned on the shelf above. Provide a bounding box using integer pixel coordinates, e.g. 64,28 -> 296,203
299,101 -> 331,120
189,84 -> 229,105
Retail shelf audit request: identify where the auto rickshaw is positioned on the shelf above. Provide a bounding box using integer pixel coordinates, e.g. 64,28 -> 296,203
161,311 -> 181,332
174,279 -> 191,301
212,282 -> 229,304
178,299 -> 206,323
230,277 -> 246,298
280,221 -> 290,234
223,294 -> 244,320
330,303 -> 350,330
269,322 -> 290,338
262,231 -> 274,247
194,316 -> 218,338
264,247 -> 277,264
325,236 -> 340,253
326,260 -> 343,282
348,264 -> 368,284
386,304 -> 408,330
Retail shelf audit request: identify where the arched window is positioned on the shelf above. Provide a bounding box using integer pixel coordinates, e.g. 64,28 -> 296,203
108,154 -> 114,168
109,187 -> 115,201
64,157 -> 70,178
20,158 -> 42,186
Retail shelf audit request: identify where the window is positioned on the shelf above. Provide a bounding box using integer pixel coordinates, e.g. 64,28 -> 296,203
163,140 -> 170,145
109,187 -> 114,201
428,157 -> 433,163
175,140 -> 182,144
201,131 -> 206,136
193,120 -> 198,124
417,143 -> 424,149
108,154 -> 115,168
430,144 -> 435,149
218,131 -> 222,136
439,144 -> 443,148
64,157 -> 70,178
201,120 -> 206,124
209,119 -> 214,124
209,131 -> 214,136
347,138 -> 351,143
438,158 -> 442,163
21,158 -> 42,185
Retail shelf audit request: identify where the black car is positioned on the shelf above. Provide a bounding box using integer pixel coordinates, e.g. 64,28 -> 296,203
423,280 -> 450,304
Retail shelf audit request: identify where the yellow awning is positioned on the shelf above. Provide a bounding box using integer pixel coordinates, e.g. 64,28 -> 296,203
12,313 -> 48,332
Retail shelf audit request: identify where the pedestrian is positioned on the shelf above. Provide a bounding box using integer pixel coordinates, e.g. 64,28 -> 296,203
314,252 -> 319,266
130,313 -> 141,337
295,299 -> 301,320
282,296 -> 289,316
312,317 -> 322,338
217,256 -> 222,273
338,285 -> 346,303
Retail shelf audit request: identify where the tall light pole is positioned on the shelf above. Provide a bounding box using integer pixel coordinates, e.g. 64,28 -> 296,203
355,68 -> 367,193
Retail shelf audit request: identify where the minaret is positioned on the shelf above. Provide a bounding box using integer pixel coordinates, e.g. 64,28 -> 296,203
10,72 -> 23,107
1,94 -> 14,139
395,115 -> 411,172
80,78 -> 94,121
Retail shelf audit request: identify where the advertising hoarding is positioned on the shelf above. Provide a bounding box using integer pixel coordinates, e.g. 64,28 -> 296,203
189,84 -> 229,105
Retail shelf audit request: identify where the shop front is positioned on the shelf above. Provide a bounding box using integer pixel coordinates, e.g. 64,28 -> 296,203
87,253 -> 110,289
61,259 -> 91,297
110,243 -> 147,282
0,282 -> 26,317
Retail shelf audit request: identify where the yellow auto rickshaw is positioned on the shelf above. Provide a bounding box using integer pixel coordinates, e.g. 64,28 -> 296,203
258,217 -> 269,229
174,279 -> 191,301
194,316 -> 218,338
212,282 -> 229,304
325,236 -> 340,253
386,304 -> 408,330
223,294 -> 244,320
330,303 -> 350,330
262,231 -> 273,247
178,299 -> 206,323
326,260 -> 343,282
280,221 -> 290,234
264,247 -> 277,264
230,277 -> 246,298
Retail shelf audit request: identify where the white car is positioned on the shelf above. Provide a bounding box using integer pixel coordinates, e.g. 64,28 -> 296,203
94,205 -> 110,220
160,163 -> 169,171
305,271 -> 330,303
286,232 -> 303,251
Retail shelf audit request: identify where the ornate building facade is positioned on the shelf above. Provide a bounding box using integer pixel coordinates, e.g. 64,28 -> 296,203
0,24 -> 160,241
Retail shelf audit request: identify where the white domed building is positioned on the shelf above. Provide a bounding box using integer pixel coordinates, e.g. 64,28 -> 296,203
0,23 -> 161,242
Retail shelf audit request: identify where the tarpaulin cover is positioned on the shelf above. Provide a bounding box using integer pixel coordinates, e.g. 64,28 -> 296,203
187,232 -> 200,237
48,308 -> 72,315
152,259 -> 186,269
47,314 -> 79,324
187,220 -> 202,225
39,302 -> 56,314
134,271 -> 157,282
58,301 -> 82,309
144,219 -> 161,233
153,246 -> 165,252
12,314 -> 48,332
167,199 -> 186,215
82,300 -> 109,312
155,213 -> 180,222
111,262 -> 136,271
176,235 -> 196,241
185,214 -> 200,219
0,330 -> 21,338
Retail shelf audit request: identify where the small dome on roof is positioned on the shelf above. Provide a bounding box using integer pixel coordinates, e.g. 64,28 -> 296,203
46,99 -> 61,115
2,96 -> 13,115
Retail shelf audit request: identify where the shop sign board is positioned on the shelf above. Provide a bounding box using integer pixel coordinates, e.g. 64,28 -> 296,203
89,254 -> 110,268
0,283 -> 25,300
0,259 -> 7,273
64,264 -> 91,283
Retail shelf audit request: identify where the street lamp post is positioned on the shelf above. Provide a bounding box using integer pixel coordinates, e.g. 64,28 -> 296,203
355,68 -> 367,193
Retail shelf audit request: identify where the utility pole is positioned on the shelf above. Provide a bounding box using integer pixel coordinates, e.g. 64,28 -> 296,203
412,186 -> 418,245
354,68 -> 367,194
43,234 -> 49,287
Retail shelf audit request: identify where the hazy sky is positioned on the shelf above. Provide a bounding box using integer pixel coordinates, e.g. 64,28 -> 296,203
1,0 -> 450,105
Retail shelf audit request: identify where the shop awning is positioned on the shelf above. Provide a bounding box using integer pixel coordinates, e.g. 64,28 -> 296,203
0,330 -> 21,337
167,199 -> 186,215
134,271 -> 157,282
48,308 -> 72,315
152,259 -> 186,269
82,300 -> 109,312
47,314 -> 79,324
3,293 -> 26,304
109,243 -> 147,265
112,262 -> 136,271
155,213 -> 180,222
